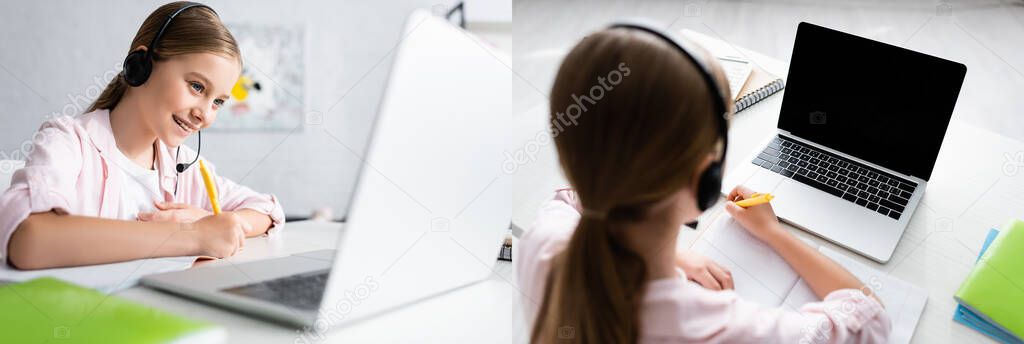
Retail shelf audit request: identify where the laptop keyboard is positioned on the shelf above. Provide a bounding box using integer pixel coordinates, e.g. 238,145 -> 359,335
222,269 -> 330,311
751,135 -> 916,220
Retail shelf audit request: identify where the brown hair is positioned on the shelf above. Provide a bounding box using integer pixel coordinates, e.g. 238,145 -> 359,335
531,28 -> 731,344
87,1 -> 240,113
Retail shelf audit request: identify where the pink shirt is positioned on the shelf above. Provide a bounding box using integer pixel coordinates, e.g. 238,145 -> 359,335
516,189 -> 891,343
0,110 -> 285,262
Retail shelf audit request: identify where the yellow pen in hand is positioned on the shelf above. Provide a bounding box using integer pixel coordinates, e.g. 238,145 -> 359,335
734,192 -> 774,208
198,159 -> 221,215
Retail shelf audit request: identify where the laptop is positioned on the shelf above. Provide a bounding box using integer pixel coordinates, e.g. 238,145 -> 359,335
142,10 -> 532,327
721,22 -> 966,263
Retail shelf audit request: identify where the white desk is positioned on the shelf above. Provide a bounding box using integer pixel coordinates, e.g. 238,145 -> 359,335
117,32 -> 1022,344
691,119 -> 1024,344
677,30 -> 1024,343
117,221 -> 529,343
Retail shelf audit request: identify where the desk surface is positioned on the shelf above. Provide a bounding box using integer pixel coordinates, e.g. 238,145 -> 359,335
118,221 -> 529,343
119,31 -> 1022,344
683,30 -> 1024,344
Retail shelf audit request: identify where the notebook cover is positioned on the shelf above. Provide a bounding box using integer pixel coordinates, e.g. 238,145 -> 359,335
0,277 -> 222,343
733,64 -> 784,113
955,304 -> 1023,344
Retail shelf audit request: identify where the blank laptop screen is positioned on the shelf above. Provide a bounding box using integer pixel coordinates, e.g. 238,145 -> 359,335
777,22 -> 966,181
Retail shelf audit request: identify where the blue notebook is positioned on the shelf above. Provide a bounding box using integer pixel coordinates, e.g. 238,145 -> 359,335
952,228 -> 1024,344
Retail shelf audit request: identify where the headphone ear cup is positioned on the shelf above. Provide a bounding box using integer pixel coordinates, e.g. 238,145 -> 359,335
696,162 -> 723,211
123,51 -> 152,87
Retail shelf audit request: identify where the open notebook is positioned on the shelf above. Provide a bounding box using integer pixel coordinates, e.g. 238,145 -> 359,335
691,213 -> 927,344
0,256 -> 198,293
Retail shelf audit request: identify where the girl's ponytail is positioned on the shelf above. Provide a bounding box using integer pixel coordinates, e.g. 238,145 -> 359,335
532,24 -> 725,343
531,211 -> 648,344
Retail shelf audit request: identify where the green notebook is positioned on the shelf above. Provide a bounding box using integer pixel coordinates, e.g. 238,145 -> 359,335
0,277 -> 223,343
955,219 -> 1024,339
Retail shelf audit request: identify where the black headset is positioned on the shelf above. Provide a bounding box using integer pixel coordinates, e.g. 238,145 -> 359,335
122,2 -> 216,175
608,20 -> 729,211
123,2 -> 215,87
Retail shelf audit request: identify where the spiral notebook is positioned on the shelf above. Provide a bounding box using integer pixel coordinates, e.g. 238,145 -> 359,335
717,55 -> 786,113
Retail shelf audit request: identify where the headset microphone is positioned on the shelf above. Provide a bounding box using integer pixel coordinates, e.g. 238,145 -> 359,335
176,130 -> 202,173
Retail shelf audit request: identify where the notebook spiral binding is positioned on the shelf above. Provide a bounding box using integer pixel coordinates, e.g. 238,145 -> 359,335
735,79 -> 785,113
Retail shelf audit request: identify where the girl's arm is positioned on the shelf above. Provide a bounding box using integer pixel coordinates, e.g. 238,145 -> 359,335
8,211 -> 249,270
233,209 -> 272,236
140,202 -> 273,237
199,160 -> 286,234
748,221 -> 869,301
724,185 -> 882,305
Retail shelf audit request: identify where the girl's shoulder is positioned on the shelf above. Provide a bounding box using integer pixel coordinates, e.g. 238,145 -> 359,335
36,113 -> 87,137
40,109 -> 107,130
523,190 -> 581,245
34,110 -> 110,151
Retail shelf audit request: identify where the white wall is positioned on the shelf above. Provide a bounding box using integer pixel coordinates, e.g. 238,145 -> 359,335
0,0 -> 461,218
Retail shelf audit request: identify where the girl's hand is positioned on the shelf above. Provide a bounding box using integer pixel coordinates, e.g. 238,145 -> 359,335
190,213 -> 250,258
676,250 -> 733,290
138,201 -> 212,223
724,185 -> 788,244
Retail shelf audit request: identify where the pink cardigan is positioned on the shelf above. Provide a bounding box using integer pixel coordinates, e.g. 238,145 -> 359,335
516,189 -> 891,343
0,110 -> 285,262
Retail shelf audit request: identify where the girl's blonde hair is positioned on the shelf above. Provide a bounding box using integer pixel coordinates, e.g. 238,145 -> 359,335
531,28 -> 730,344
87,1 -> 240,113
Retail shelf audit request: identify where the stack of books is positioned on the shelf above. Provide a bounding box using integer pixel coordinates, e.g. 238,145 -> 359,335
954,219 -> 1024,343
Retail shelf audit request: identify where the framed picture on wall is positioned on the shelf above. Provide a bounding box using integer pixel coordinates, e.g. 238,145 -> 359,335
213,23 -> 305,132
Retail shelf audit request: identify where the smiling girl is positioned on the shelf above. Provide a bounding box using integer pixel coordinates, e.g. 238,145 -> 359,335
0,2 -> 284,270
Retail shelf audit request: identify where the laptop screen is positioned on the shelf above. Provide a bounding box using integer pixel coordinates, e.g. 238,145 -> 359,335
777,22 -> 966,181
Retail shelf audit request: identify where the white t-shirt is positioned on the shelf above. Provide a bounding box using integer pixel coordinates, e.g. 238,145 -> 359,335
106,147 -> 162,220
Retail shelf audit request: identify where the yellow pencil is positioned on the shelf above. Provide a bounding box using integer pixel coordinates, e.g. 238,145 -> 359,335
735,193 -> 774,208
198,159 -> 221,215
